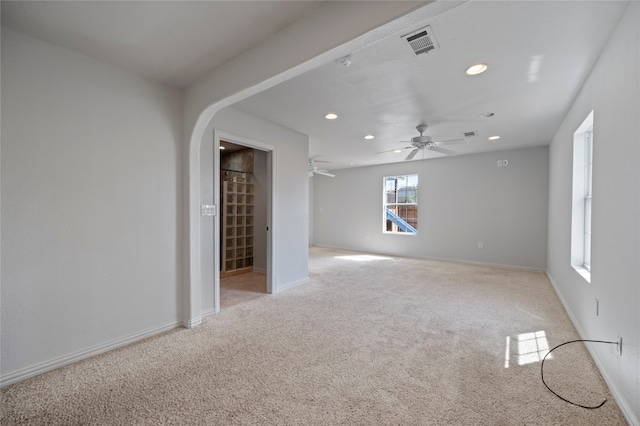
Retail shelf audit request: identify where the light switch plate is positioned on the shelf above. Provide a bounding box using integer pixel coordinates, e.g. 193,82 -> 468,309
201,205 -> 216,216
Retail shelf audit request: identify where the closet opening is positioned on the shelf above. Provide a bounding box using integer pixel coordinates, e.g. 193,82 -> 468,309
218,139 -> 271,309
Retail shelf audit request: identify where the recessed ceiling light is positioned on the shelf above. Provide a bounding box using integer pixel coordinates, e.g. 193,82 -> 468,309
394,150 -> 402,153
364,134 -> 375,140
325,113 -> 338,120
488,136 -> 501,140
466,63 -> 488,75
219,146 -> 226,150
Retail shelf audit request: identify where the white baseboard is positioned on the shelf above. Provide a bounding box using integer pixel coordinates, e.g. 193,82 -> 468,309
275,276 -> 309,293
181,316 -> 202,329
1,321 -> 181,388
546,272 -> 639,426
200,307 -> 217,318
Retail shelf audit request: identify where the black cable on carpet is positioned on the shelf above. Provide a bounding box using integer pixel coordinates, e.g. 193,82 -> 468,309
541,339 -> 619,409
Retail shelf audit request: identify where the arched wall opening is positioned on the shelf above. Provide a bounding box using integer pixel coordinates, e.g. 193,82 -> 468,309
183,2 -> 465,328
186,103 -> 311,328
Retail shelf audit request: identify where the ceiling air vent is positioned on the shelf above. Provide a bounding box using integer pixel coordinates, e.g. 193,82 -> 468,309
402,26 -> 439,55
463,131 -> 477,138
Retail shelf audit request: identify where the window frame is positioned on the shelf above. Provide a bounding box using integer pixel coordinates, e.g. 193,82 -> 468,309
583,126 -> 593,271
383,174 -> 418,235
570,111 -> 593,281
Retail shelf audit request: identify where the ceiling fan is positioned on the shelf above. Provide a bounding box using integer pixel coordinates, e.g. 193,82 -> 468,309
308,156 -> 335,177
379,124 -> 466,160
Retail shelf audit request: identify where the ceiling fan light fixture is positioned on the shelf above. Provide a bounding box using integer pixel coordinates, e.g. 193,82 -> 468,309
466,63 -> 488,75
325,113 -> 338,120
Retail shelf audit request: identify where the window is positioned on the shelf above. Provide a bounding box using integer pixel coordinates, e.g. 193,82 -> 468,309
583,127 -> 593,270
571,111 -> 593,281
383,175 -> 418,234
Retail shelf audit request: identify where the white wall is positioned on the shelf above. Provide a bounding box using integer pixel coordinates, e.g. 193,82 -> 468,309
314,146 -> 548,270
547,3 -> 639,423
199,107 -> 309,314
1,28 -> 184,384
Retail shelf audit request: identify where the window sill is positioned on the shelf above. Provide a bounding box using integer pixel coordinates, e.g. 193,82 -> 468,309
572,265 -> 591,283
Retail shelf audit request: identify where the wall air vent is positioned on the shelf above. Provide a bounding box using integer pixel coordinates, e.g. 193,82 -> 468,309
402,26 -> 439,55
463,131 -> 478,138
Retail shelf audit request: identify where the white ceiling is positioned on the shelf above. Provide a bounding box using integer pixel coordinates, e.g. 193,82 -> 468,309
1,1 -> 630,170
233,1 -> 629,169
1,1 -> 324,88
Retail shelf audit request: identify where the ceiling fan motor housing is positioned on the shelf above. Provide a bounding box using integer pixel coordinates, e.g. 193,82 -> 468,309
411,135 -> 433,149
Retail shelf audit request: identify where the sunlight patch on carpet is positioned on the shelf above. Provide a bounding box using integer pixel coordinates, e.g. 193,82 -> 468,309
505,330 -> 551,368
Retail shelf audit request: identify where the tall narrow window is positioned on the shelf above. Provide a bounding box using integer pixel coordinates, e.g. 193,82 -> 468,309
383,175 -> 418,234
571,111 -> 593,281
583,127 -> 593,271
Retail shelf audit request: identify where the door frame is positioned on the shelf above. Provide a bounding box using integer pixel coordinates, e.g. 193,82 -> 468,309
213,130 -> 275,313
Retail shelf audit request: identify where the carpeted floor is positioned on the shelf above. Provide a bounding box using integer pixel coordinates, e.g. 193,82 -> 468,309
0,247 -> 627,425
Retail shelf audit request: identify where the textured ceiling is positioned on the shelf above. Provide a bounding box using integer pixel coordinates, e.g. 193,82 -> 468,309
1,1 -> 630,171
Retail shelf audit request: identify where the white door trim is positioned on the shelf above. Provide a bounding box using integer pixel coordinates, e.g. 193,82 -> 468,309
213,130 -> 276,312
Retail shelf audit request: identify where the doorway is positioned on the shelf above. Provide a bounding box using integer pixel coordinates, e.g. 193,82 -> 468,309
215,135 -> 273,311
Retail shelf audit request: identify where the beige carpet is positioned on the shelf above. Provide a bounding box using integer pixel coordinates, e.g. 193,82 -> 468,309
1,247 -> 627,425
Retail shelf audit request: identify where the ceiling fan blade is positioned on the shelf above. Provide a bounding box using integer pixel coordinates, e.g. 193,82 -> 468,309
313,170 -> 335,177
377,147 -> 411,154
405,148 -> 420,160
433,138 -> 467,145
428,146 -> 458,156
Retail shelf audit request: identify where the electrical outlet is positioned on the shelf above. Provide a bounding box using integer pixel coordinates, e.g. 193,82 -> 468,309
617,336 -> 623,356
497,160 -> 503,167
478,242 -> 484,249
